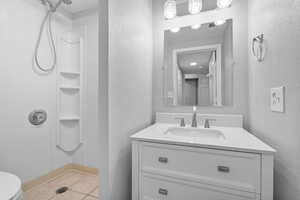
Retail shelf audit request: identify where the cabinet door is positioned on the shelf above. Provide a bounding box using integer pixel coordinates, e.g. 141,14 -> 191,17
141,143 -> 261,193
141,175 -> 259,200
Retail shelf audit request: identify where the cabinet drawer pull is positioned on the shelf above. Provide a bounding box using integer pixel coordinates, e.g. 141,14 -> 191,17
218,166 -> 230,173
158,157 -> 168,163
158,188 -> 168,195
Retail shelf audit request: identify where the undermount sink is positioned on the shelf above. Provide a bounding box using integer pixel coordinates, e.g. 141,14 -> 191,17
165,127 -> 225,140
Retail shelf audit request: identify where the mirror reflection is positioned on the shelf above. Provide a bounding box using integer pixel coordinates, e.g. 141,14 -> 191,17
164,19 -> 233,107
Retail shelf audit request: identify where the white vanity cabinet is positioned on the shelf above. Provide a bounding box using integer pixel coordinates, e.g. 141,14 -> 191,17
132,141 -> 274,200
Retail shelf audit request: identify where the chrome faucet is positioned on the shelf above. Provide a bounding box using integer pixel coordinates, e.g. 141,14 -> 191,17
204,119 -> 216,128
175,117 -> 185,127
191,106 -> 197,128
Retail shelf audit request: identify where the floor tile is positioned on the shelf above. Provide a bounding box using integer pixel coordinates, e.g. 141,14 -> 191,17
24,184 -> 57,200
71,175 -> 98,194
89,187 -> 99,197
50,190 -> 86,200
47,171 -> 84,188
24,169 -> 99,200
84,196 -> 98,200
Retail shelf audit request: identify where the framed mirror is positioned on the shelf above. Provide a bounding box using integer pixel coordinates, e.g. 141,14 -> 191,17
164,19 -> 233,107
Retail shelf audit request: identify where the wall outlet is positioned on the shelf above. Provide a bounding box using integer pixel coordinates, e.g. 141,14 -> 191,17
270,86 -> 285,113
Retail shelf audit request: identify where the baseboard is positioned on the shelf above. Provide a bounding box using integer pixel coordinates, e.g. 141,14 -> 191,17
22,164 -> 98,192
69,163 -> 98,175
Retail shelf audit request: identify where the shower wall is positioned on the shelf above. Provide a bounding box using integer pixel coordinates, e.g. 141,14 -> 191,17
0,0 -> 99,182
72,12 -> 99,169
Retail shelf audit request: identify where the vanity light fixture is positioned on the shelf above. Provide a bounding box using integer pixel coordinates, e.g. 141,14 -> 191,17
217,0 -> 233,9
164,0 -> 177,19
214,20 -> 226,26
191,24 -> 202,29
170,27 -> 181,33
188,0 -> 203,14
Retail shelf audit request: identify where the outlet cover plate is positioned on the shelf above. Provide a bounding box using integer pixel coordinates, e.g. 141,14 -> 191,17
270,86 -> 285,113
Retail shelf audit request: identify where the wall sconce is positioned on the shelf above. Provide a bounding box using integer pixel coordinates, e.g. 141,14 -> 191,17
252,34 -> 266,62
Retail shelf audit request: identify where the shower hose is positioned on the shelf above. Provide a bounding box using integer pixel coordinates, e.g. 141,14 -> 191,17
34,10 -> 56,73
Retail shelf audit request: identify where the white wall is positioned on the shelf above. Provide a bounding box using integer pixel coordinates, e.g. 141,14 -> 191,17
153,0 -> 249,126
72,11 -> 99,169
108,0 -> 153,199
0,0 -> 72,181
0,0 -> 99,182
248,1 -> 300,199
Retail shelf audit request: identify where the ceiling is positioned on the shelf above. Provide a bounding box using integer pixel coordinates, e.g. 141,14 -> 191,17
49,0 -> 98,14
177,50 -> 213,74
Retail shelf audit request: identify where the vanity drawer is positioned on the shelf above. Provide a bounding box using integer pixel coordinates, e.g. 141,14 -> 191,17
140,143 -> 261,193
141,174 -> 259,200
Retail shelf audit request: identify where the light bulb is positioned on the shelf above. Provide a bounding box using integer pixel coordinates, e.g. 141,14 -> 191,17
164,0 -> 177,19
217,0 -> 233,9
191,24 -> 202,29
170,27 -> 181,33
188,0 -> 203,14
190,62 -> 197,66
214,20 -> 226,26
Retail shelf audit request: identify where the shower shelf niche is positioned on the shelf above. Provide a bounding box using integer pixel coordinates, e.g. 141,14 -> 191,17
59,86 -> 80,90
56,31 -> 84,152
60,71 -> 80,76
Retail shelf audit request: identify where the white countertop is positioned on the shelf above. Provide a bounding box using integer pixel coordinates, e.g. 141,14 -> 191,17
131,123 -> 276,154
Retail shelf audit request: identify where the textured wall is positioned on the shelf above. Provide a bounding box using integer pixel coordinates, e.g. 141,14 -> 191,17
248,1 -> 300,199
108,0 -> 153,199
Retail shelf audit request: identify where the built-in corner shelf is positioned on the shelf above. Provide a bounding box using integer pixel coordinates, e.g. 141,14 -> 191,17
59,116 -> 80,121
59,86 -> 80,90
56,31 -> 84,153
60,71 -> 81,76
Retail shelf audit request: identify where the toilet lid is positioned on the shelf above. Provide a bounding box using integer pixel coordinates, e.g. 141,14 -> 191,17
0,172 -> 21,200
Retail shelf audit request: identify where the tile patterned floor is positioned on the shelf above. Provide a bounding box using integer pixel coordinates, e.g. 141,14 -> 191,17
24,170 -> 99,200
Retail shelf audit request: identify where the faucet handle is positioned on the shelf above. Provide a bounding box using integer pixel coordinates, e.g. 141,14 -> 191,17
203,118 -> 216,128
175,117 -> 185,127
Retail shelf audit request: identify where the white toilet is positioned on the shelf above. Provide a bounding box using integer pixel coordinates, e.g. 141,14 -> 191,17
0,172 -> 23,200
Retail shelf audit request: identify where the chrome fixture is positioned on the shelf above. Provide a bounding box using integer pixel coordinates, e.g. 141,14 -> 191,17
191,106 -> 197,127
35,0 -> 72,73
252,34 -> 266,62
175,117 -> 186,127
28,109 -> 47,125
204,119 -> 216,128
